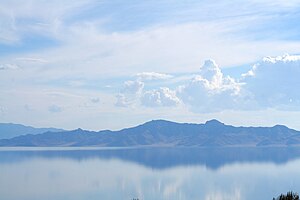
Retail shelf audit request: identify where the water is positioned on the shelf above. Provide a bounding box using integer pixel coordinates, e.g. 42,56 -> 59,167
0,147 -> 300,200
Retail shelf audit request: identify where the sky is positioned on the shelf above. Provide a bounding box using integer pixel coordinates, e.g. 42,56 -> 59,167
1,0 -> 300,131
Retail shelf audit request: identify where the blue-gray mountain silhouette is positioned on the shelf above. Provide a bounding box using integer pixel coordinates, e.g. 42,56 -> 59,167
0,119 -> 300,147
0,123 -> 64,139
1,147 -> 300,170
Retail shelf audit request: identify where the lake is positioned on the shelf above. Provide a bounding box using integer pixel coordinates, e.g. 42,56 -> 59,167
0,147 -> 300,200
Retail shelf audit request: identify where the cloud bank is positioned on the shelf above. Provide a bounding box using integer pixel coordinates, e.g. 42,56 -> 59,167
141,87 -> 180,107
115,80 -> 144,107
243,54 -> 300,110
116,54 -> 300,113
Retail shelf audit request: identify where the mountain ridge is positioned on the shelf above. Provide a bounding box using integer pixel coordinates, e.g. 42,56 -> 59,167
0,119 -> 299,147
0,123 -> 65,139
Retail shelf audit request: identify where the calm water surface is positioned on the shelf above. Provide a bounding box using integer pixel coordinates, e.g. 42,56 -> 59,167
0,147 -> 300,200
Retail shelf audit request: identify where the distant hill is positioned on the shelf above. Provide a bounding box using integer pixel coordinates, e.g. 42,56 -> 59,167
0,119 -> 300,147
0,123 -> 64,139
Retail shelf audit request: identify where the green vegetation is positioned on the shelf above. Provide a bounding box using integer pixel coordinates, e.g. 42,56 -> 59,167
273,192 -> 299,200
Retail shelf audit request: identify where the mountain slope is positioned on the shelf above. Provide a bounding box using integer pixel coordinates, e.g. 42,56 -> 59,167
0,120 -> 299,147
0,123 -> 65,139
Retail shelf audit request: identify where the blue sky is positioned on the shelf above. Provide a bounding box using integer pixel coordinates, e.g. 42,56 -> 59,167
1,0 -> 300,130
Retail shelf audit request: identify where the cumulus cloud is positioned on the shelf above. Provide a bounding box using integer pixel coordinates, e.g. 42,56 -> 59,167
115,54 -> 300,112
115,75 -> 178,108
242,54 -> 300,110
115,94 -> 129,107
141,87 -> 180,107
199,59 -> 223,87
115,80 -> 144,107
122,80 -> 144,94
177,59 -> 241,112
115,59 -> 242,111
115,59 -> 241,110
180,54 -> 300,112
136,72 -> 173,81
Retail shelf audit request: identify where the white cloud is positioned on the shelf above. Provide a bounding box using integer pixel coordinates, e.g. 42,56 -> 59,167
176,54 -> 300,112
0,64 -> 19,70
242,54 -> 300,110
115,59 -> 242,111
16,57 -> 47,63
136,72 -> 173,81
116,76 -> 179,108
115,80 -> 144,107
114,54 -> 300,112
0,12 -> 18,44
141,87 -> 180,107
115,94 -> 129,107
178,59 -> 241,112
122,80 -> 144,94
0,0 -> 94,44
199,59 -> 224,87
2,19 -> 299,82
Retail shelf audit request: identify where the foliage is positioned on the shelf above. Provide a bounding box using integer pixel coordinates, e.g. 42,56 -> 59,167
273,191 -> 299,200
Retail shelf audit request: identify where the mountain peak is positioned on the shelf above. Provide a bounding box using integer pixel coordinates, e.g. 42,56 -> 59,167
144,119 -> 174,125
72,128 -> 85,132
205,119 -> 224,126
272,124 -> 288,130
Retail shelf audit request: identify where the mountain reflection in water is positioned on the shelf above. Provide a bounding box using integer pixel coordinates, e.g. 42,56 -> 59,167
1,147 -> 300,200
1,147 -> 300,169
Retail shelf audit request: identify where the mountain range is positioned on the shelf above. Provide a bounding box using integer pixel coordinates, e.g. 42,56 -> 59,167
0,119 -> 300,147
0,123 -> 64,139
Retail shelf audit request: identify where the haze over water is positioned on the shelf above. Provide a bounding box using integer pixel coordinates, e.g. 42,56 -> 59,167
0,147 -> 299,200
